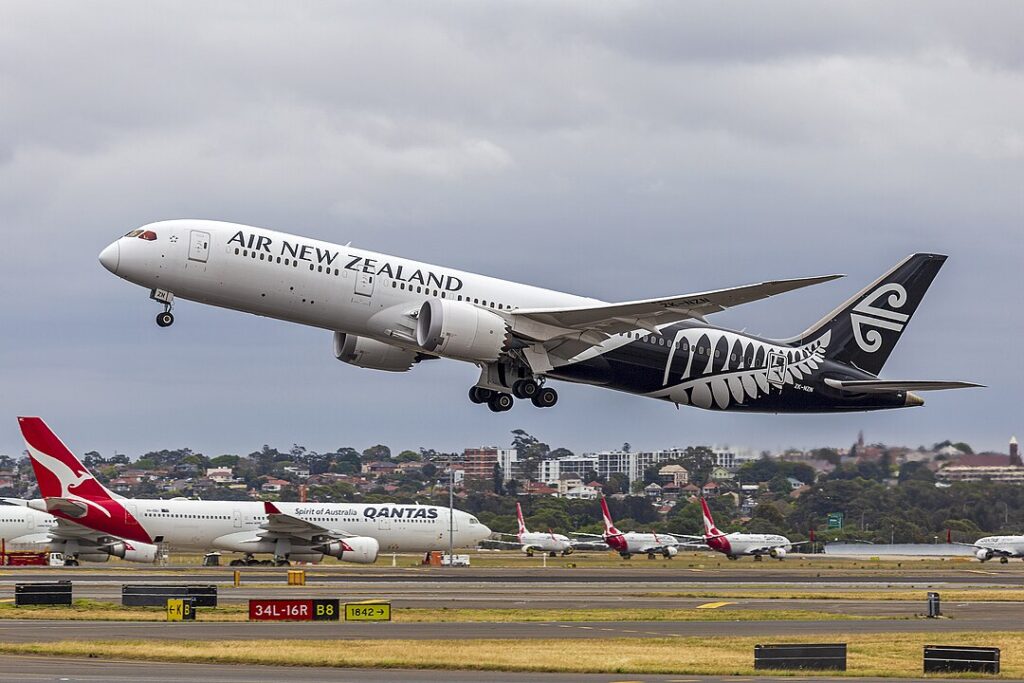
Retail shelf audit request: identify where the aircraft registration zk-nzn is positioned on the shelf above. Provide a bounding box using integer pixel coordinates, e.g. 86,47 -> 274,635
99,220 -> 979,413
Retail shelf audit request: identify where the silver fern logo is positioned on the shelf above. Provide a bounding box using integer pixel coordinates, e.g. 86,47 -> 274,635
851,283 -> 909,352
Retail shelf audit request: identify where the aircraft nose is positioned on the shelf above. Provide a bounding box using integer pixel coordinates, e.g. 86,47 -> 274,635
98,242 -> 119,274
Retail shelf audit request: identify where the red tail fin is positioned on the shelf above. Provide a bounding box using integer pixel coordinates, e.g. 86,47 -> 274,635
600,497 -> 622,536
516,502 -> 528,537
18,416 -> 113,502
700,497 -> 720,537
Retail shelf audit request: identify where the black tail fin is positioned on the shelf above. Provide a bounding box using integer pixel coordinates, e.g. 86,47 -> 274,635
787,253 -> 946,375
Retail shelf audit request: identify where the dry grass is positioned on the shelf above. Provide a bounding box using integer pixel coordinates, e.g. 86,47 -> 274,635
637,589 -> 1024,602
0,601 -> 870,623
1,632 -> 1020,677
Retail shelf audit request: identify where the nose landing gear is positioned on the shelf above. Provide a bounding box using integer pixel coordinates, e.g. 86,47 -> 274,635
150,289 -> 175,327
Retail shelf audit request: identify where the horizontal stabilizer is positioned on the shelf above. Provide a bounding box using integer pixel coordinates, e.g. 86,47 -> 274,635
824,379 -> 984,394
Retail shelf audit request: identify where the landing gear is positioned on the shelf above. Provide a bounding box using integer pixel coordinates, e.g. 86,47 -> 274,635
525,549 -> 534,557
531,387 -> 558,408
469,387 -> 494,404
512,379 -> 539,400
487,393 -> 514,412
726,554 -> 738,561
151,289 -> 175,327
753,554 -> 763,562
274,557 -> 290,567
647,552 -> 657,560
156,311 -> 174,327
549,551 -> 557,558
1000,556 -> 1009,564
229,559 -> 245,567
620,553 -> 632,560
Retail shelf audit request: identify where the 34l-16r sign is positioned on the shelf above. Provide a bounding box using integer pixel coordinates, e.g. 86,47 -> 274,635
249,599 -> 339,621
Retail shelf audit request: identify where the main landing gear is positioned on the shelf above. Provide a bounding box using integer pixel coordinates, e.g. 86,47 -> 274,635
469,385 -> 559,412
156,310 -> 174,327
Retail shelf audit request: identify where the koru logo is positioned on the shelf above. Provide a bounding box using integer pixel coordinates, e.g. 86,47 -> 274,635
850,283 -> 909,353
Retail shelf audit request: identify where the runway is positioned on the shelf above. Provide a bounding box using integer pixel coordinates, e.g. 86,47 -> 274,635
0,614 -> 1014,642
0,656 -> 953,683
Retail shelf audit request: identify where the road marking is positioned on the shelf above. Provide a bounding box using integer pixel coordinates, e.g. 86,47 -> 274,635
696,601 -> 736,609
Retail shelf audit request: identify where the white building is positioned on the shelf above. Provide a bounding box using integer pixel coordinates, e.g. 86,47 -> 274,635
539,454 -> 599,484
205,467 -> 234,483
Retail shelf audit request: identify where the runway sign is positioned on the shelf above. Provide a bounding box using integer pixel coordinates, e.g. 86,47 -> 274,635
248,599 -> 340,621
15,581 -> 72,606
166,598 -> 195,622
755,643 -> 846,671
345,602 -> 392,621
924,646 -> 999,674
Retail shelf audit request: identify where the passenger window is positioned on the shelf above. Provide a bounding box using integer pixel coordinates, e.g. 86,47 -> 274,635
309,264 -> 314,270
234,248 -> 239,255
259,253 -> 265,260
317,265 -> 323,272
276,257 -> 281,264
284,258 -> 290,266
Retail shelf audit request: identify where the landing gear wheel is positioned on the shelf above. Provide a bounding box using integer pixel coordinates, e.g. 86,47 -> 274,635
275,558 -> 290,567
531,387 -> 558,408
487,393 -> 514,412
621,553 -> 631,560
469,387 -> 494,404
526,550 -> 534,557
1000,556 -> 1009,564
156,311 -> 174,327
229,559 -> 245,567
647,553 -> 656,560
512,379 -> 539,400
727,554 -> 738,561
753,554 -> 763,562
549,551 -> 557,558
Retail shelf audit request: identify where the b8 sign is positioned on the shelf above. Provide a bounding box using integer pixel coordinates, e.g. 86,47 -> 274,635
249,599 -> 340,621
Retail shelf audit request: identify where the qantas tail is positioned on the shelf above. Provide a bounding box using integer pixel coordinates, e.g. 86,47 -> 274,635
785,253 -> 946,376
700,498 -> 721,537
18,417 -> 116,502
515,502 -> 529,537
599,497 -> 622,536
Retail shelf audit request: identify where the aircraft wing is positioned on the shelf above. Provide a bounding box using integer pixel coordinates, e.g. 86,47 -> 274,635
259,502 -> 352,541
510,275 -> 842,345
47,518 -> 124,549
824,379 -> 983,394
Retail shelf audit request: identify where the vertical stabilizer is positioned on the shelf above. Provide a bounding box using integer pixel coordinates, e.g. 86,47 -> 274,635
515,502 -> 529,538
600,497 -> 622,536
700,498 -> 721,537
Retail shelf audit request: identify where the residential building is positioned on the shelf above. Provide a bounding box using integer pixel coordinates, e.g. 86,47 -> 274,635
206,467 -> 234,483
936,466 -> 1024,484
463,447 -> 519,483
538,454 -> 599,485
658,464 -> 689,485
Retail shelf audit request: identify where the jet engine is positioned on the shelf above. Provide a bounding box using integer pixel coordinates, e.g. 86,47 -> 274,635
976,548 -> 993,562
106,540 -> 160,563
334,332 -> 419,372
316,536 -> 380,564
416,299 -> 510,362
770,547 -> 787,559
663,546 -> 679,558
76,553 -> 111,563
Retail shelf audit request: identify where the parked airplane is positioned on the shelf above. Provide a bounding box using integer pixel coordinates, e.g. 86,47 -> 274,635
960,535 -> 1024,563
99,221 -> 978,413
18,417 -> 491,566
0,500 -> 157,565
678,498 -> 803,561
573,497 -> 679,559
492,502 -> 574,557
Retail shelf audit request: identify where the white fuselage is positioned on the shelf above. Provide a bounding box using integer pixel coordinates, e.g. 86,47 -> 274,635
715,532 -> 791,556
976,536 -> 1024,557
29,498 -> 490,555
105,220 -> 596,352
622,531 -> 679,554
519,531 -> 573,554
0,506 -> 58,551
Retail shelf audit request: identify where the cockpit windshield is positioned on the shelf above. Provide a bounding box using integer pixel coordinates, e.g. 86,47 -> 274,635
124,229 -> 157,241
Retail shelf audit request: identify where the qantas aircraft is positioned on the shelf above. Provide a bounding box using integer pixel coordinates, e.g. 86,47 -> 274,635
492,502 -> 574,557
18,417 -> 491,566
0,500 -> 156,565
678,498 -> 805,561
98,220 -> 978,413
573,497 -> 679,559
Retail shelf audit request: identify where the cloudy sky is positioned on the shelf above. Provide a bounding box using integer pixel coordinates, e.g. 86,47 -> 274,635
2,2 -> 1021,460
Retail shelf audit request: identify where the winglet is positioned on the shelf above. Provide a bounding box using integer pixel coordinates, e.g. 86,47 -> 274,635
264,501 -> 282,515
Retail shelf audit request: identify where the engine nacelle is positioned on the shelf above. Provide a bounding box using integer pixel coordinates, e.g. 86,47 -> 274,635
76,553 -> 111,563
416,299 -> 509,362
770,547 -> 787,559
106,540 -> 160,563
977,548 -> 993,562
664,546 -> 678,558
286,553 -> 325,564
316,536 -> 380,564
334,332 -> 419,372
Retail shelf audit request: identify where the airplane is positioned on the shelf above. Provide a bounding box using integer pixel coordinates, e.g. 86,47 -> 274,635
573,497 -> 679,559
958,534 -> 1024,563
0,499 -> 158,566
18,417 -> 492,566
491,502 -> 574,557
677,497 -> 805,561
98,220 -> 979,413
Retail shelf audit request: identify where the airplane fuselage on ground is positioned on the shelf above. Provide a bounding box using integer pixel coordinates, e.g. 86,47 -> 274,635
99,220 -> 976,413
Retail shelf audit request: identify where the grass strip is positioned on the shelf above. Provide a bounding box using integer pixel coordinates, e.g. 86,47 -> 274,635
0,632 -> 1020,677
